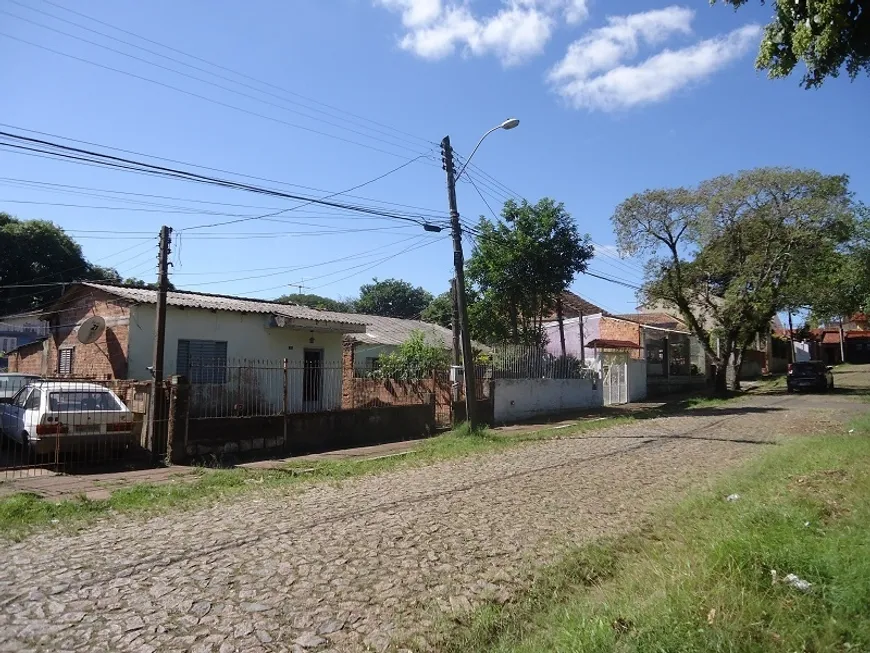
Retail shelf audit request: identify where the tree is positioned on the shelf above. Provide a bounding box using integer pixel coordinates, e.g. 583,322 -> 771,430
420,291 -> 453,329
355,278 -> 433,319
612,168 -> 854,393
0,213 -> 123,315
121,278 -> 177,291
466,198 -> 594,346
275,292 -> 354,312
373,330 -> 450,380
715,0 -> 870,87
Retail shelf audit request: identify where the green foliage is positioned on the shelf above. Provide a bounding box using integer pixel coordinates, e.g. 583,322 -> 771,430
120,278 -> 177,291
355,278 -> 433,319
714,0 -> 870,87
613,168 -> 855,390
275,292 -> 354,312
466,198 -> 593,345
373,330 -> 450,380
0,213 -> 123,315
420,291 -> 453,329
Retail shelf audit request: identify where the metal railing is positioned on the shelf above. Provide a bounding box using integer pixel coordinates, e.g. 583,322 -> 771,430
479,345 -> 596,380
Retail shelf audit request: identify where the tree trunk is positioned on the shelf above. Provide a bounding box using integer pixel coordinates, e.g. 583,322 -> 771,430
839,317 -> 846,364
713,362 -> 729,395
788,311 -> 795,363
556,297 -> 566,357
728,346 -> 747,392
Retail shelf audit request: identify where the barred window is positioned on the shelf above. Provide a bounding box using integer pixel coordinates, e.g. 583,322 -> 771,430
177,340 -> 227,384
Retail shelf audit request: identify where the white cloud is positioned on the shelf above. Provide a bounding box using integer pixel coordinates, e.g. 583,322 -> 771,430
549,8 -> 761,111
377,0 -> 589,66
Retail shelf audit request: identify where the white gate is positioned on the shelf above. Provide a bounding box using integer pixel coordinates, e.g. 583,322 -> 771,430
602,359 -> 628,405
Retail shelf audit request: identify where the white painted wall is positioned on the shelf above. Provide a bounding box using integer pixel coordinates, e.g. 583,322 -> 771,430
128,305 -> 347,411
795,341 -> 811,362
627,360 -> 647,402
493,378 -> 603,423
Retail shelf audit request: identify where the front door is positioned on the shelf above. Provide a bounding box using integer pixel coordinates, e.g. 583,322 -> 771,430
303,349 -> 323,411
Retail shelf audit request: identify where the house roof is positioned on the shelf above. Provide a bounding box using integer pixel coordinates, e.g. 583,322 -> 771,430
548,291 -> 605,319
614,312 -> 688,330
63,283 -> 368,332
349,316 -> 457,348
586,338 -> 643,350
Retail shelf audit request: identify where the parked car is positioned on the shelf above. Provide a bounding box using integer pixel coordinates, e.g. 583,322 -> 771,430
786,361 -> 834,393
0,373 -> 42,404
0,381 -> 135,455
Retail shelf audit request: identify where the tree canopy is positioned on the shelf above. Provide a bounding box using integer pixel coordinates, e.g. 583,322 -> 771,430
466,198 -> 593,345
0,213 -> 122,315
715,0 -> 870,87
355,278 -> 433,319
612,168 -> 855,391
275,292 -> 354,313
420,291 -> 453,329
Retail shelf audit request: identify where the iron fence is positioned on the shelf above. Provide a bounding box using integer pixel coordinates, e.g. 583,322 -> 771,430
0,373 -> 156,480
186,358 -> 346,418
479,345 -> 596,380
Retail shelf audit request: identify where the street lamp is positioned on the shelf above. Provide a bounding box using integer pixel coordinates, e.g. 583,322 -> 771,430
454,118 -> 520,182
440,118 -> 520,429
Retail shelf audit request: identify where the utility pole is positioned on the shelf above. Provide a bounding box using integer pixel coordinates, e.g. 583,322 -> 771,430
441,136 -> 477,428
148,225 -> 172,460
787,311 -> 795,363
450,277 -> 461,402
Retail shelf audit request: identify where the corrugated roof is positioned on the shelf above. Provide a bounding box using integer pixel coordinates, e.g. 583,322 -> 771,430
349,315 -> 456,348
75,283 -> 367,330
615,312 -> 688,330
586,338 -> 643,350
550,291 -> 605,319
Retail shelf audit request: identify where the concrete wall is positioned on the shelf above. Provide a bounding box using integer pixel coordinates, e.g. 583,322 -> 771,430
493,378 -> 603,423
182,403 -> 435,460
129,305 -> 347,411
628,360 -> 647,402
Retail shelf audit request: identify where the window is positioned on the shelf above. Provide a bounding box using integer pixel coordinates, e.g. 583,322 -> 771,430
24,389 -> 41,410
177,340 -> 228,384
365,357 -> 381,371
49,391 -> 122,411
12,388 -> 30,408
0,337 -> 16,353
58,347 -> 75,376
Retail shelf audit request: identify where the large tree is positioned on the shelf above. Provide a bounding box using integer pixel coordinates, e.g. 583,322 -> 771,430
466,198 -> 594,346
715,0 -> 870,87
275,292 -> 354,312
613,168 -> 854,392
355,278 -> 433,319
420,291 -> 453,329
0,213 -> 120,315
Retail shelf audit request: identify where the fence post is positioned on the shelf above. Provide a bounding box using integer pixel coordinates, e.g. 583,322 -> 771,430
282,358 -> 288,450
166,375 -> 189,465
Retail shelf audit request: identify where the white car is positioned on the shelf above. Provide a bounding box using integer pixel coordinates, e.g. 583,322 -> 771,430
0,381 -> 135,456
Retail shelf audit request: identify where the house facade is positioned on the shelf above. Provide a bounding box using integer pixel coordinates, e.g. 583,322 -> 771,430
0,311 -> 49,370
9,283 -> 367,412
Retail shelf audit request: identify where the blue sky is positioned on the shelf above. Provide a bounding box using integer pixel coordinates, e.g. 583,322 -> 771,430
1,0 -> 868,316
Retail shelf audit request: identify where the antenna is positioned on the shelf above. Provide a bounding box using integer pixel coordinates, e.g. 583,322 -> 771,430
76,316 -> 106,344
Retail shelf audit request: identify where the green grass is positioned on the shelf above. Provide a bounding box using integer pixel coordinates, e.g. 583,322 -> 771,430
0,417 -> 631,540
435,415 -> 870,653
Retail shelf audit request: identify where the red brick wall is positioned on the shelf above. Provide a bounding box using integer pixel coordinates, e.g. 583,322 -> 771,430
598,317 -> 644,359
17,290 -> 134,380
9,341 -> 46,374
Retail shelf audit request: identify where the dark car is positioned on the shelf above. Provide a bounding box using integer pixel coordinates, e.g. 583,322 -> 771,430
786,361 -> 834,393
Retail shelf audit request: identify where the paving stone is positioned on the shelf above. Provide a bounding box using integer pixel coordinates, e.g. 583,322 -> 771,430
0,393 -> 859,653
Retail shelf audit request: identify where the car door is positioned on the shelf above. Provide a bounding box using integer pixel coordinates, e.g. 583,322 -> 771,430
22,389 -> 42,441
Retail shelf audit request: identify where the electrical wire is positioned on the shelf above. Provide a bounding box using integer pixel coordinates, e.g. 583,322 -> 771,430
33,0 -> 437,150
3,2 -> 432,155
0,30 -> 437,162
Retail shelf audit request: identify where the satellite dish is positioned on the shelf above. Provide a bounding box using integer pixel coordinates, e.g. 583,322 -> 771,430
77,316 -> 106,344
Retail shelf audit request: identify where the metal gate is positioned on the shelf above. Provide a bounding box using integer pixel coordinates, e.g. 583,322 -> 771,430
603,361 -> 628,405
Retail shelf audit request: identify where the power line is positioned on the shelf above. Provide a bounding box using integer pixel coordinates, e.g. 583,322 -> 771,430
33,0 -> 437,150
0,125 -> 447,215
4,2 -> 431,155
0,129 -> 447,230
0,30 -> 437,162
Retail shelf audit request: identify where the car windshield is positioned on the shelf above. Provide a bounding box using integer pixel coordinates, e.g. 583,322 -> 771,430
48,391 -> 122,411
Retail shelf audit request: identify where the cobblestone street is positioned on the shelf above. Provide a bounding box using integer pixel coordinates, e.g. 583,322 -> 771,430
0,381 -> 866,653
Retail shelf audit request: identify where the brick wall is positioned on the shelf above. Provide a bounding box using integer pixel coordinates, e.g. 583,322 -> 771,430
598,317 -> 644,359
341,338 -> 356,409
17,290 -> 134,380
9,340 -> 46,374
